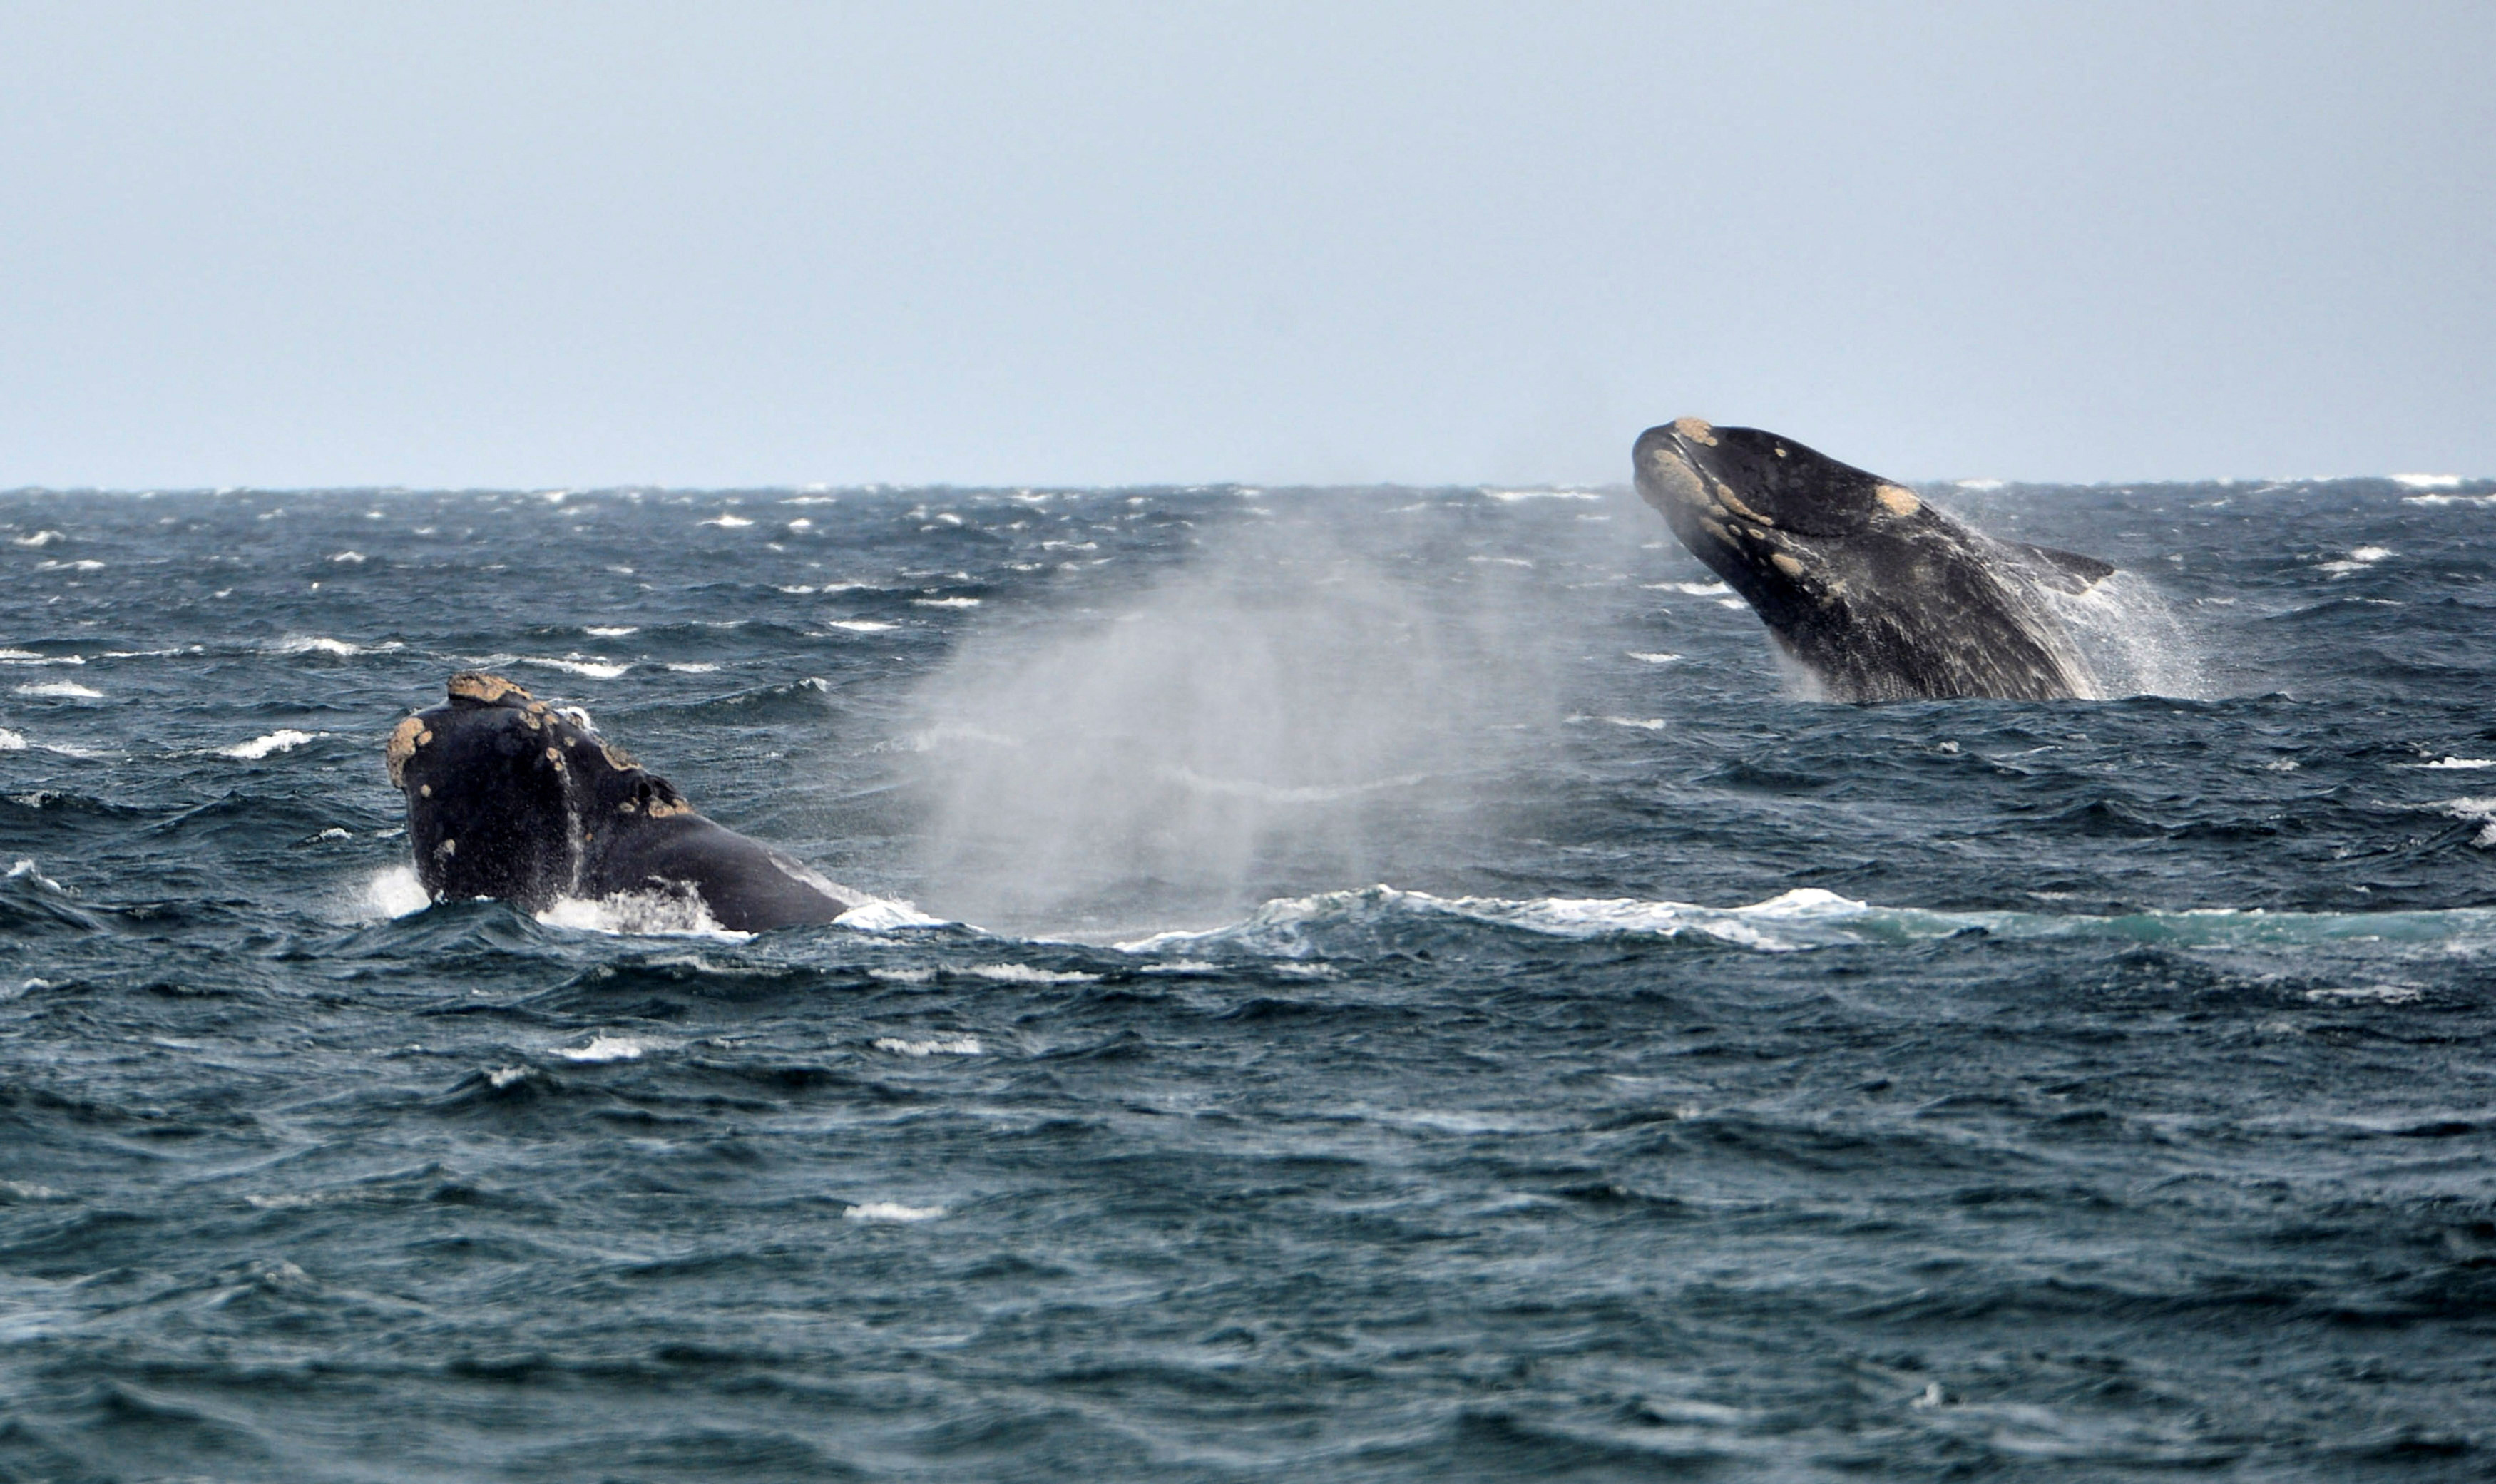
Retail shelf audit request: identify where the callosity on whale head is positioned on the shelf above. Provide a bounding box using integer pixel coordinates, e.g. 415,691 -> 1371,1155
385,672 -> 869,931
1632,418 -> 2114,702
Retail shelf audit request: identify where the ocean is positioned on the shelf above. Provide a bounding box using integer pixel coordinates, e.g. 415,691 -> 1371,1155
4,471 -> 2495,1479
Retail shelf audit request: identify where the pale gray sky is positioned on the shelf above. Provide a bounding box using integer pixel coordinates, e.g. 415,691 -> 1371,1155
2,2 -> 2487,488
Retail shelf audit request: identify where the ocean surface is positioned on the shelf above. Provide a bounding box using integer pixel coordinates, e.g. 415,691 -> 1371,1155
4,470 -> 2496,1480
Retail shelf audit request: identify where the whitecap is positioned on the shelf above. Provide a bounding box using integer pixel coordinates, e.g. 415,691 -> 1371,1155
536,887 -> 752,940
966,963 -> 1099,984
329,551 -> 367,564
873,1036 -> 982,1057
836,899 -> 944,931
2305,986 -> 2424,1005
844,1201 -> 942,1222
1480,489 -> 1602,503
11,531 -> 63,547
362,866 -> 431,918
516,655 -> 628,679
14,682 -> 100,699
1717,598 -> 1748,610
221,729 -> 321,759
269,635 -> 377,656
557,1035 -> 645,1063
1625,652 -> 1682,665
0,729 -> 22,752
34,559 -> 103,572
2420,757 -> 2496,770
583,625 -> 638,637
1955,479 -> 2007,491
7,860 -> 66,893
2391,473 -> 2463,490
911,597 -> 980,609
1644,581 -> 1730,595
664,662 -> 720,673
1468,556 -> 1535,567
826,620 -> 896,633
701,513 -> 755,528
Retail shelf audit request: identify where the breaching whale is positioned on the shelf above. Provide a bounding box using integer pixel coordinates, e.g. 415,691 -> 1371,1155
1633,418 -> 2114,701
386,672 -> 870,931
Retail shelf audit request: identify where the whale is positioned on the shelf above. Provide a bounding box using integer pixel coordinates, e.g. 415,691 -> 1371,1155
386,672 -> 870,931
1633,418 -> 2114,702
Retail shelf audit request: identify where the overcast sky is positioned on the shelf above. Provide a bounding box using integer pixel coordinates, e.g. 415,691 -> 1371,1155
1,2 -> 2487,488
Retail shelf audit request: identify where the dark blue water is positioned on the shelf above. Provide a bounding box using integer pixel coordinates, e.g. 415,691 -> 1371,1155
4,474 -> 2495,1479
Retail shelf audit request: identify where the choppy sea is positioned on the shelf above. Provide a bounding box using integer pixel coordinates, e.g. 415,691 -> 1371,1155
5,471 -> 2496,1480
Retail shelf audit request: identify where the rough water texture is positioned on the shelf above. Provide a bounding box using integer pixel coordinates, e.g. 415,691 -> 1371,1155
3,475 -> 2495,1480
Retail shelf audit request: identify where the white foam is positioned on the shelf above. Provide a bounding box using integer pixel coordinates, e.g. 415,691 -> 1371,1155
488,1066 -> 531,1089
1468,556 -> 1535,567
1642,580 -> 1731,596
701,513 -> 755,528
2305,986 -> 2423,1005
873,1035 -> 982,1057
966,963 -> 1099,984
7,860 -> 65,892
517,655 -> 628,679
1599,716 -> 1669,731
2391,474 -> 2463,490
1717,598 -> 1748,610
536,888 -> 752,940
1955,479 -> 2007,491
221,729 -> 320,759
556,1035 -> 645,1063
0,730 -> 22,751
35,559 -> 103,572
1480,489 -> 1602,503
1124,884 -> 2496,958
584,625 -> 638,637
826,620 -> 896,633
2437,797 -> 2496,848
11,531 -> 63,547
1625,652 -> 1682,665
0,652 -> 81,666
363,866 -> 431,918
269,635 -> 389,657
2317,546 -> 2392,577
835,898 -> 944,931
2421,757 -> 2496,770
664,662 -> 720,673
328,551 -> 367,564
911,597 -> 980,609
844,1201 -> 943,1222
14,682 -> 99,699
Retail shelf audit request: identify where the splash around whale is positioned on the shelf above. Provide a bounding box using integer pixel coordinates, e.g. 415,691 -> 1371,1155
386,672 -> 884,932
1635,418 -> 2118,702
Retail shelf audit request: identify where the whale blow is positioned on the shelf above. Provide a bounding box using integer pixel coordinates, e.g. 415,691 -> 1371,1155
1634,419 -> 2114,702
387,672 -> 868,931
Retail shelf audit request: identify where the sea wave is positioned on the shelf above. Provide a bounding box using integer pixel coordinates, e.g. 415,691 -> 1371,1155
1120,885 -> 2496,958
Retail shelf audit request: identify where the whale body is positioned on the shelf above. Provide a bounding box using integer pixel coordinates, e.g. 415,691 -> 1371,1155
1633,418 -> 2114,702
386,672 -> 869,931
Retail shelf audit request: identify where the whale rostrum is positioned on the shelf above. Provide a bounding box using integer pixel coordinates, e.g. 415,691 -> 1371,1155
387,672 -> 868,931
1634,419 -> 2114,702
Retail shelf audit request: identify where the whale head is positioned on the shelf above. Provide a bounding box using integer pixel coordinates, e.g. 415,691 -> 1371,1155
1632,418 -> 2109,701
385,672 -> 689,910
